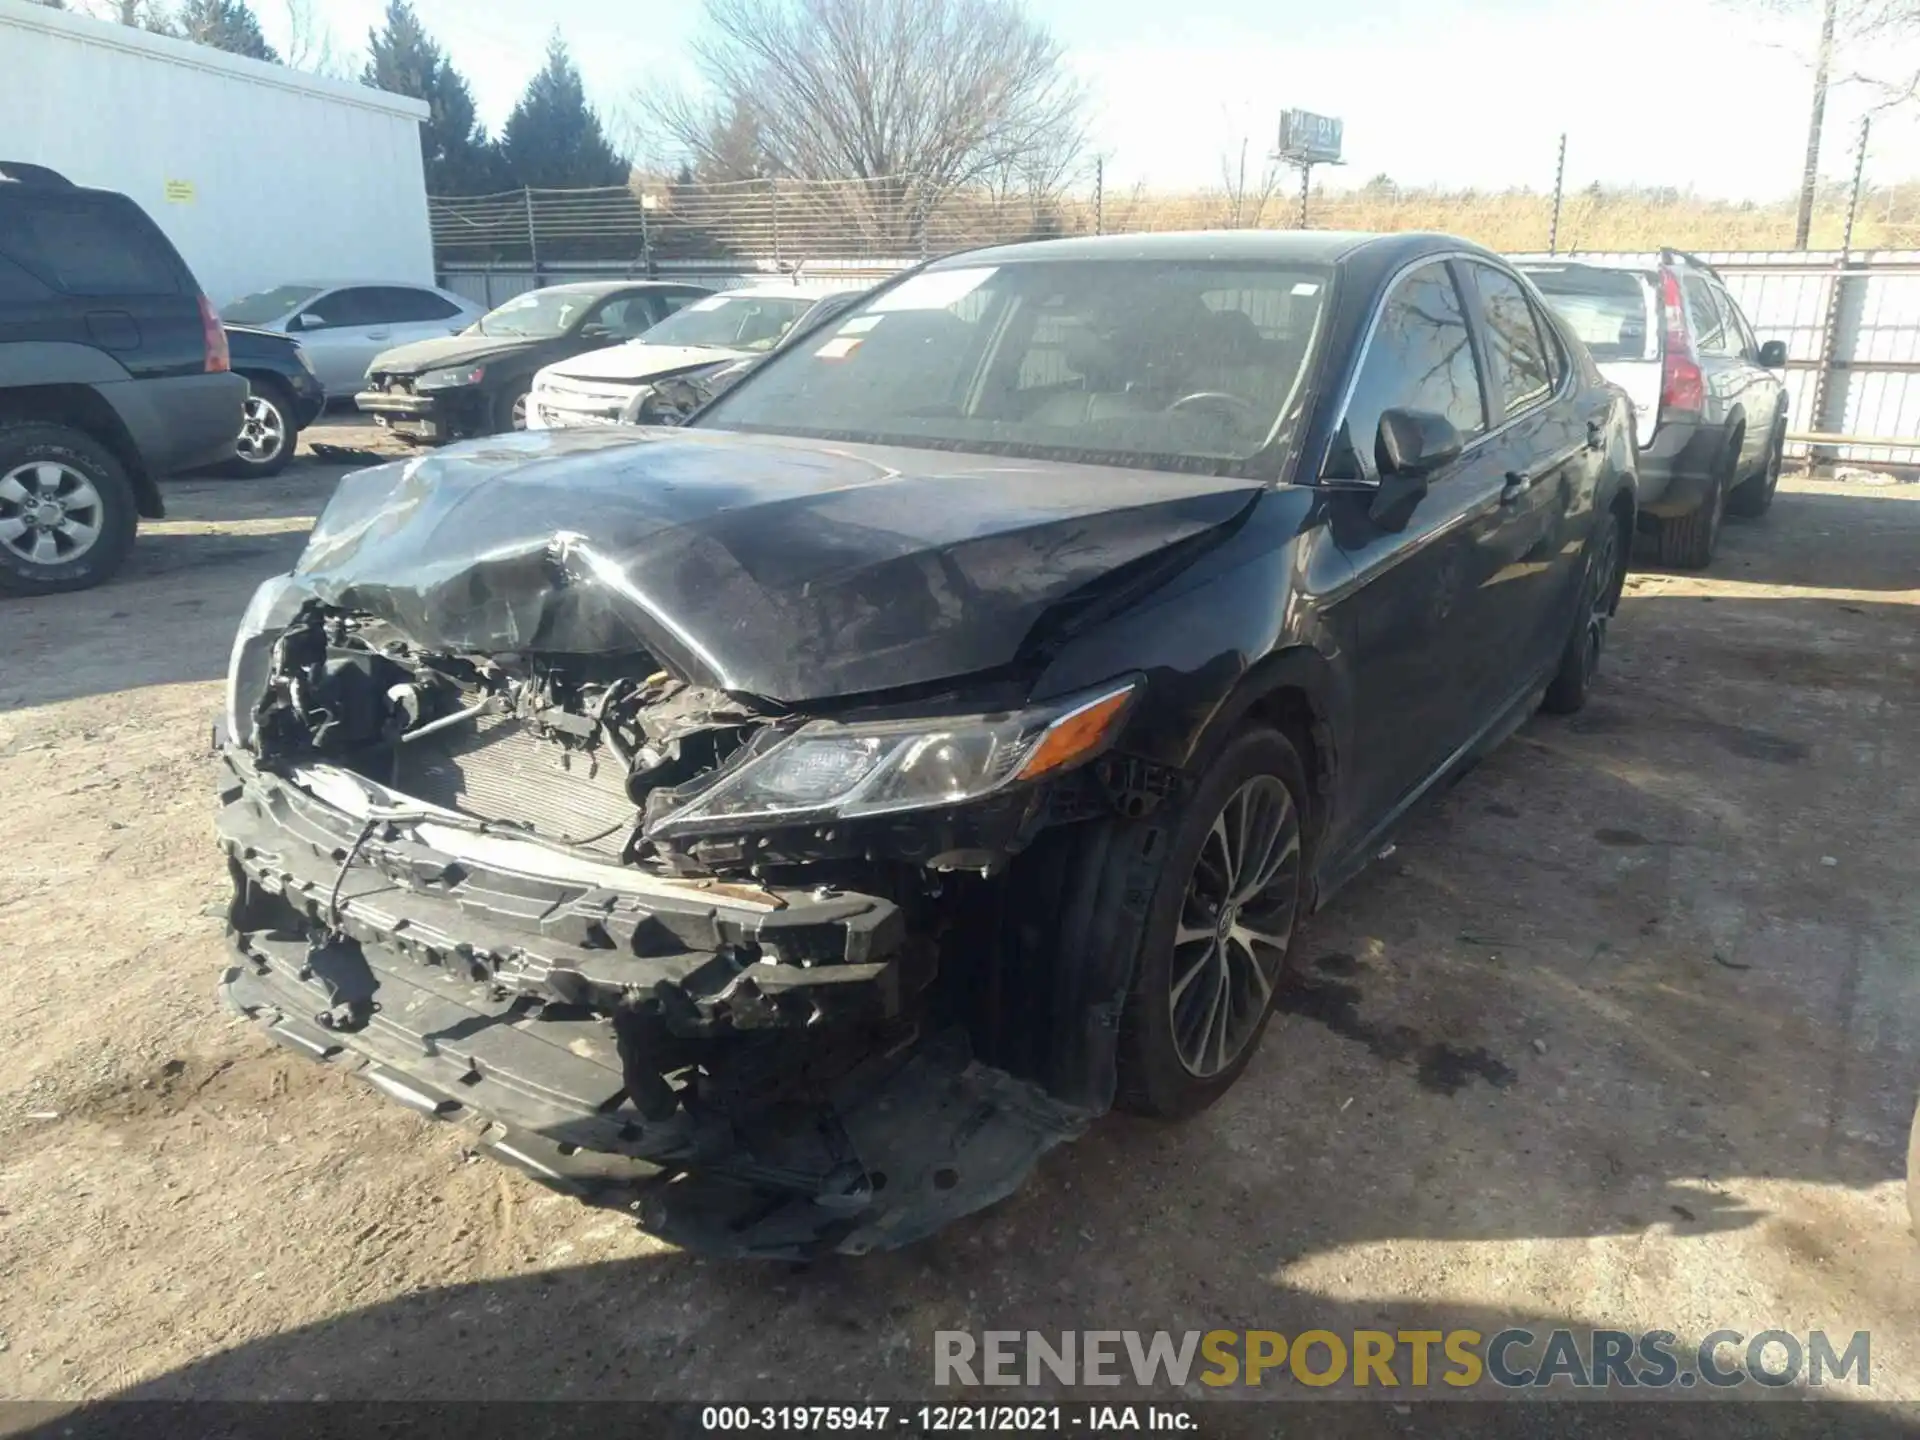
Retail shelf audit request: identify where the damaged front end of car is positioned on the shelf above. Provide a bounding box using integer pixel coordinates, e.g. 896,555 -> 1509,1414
217,432 -> 1256,1257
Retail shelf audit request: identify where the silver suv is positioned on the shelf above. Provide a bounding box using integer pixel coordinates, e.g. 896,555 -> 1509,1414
1520,249 -> 1788,569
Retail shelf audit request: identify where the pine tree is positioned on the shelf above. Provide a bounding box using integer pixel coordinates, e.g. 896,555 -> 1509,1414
361,0 -> 501,195
174,0 -> 279,61
498,35 -> 628,190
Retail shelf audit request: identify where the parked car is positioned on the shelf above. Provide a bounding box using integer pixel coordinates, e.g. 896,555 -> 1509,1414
357,281 -> 713,442
527,284 -> 848,429
1518,249 -> 1787,568
219,325 -> 326,477
216,232 -> 1635,1257
220,281 -> 484,398
620,287 -> 874,426
0,160 -> 245,596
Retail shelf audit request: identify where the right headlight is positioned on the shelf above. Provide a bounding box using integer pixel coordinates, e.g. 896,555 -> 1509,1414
646,678 -> 1140,839
224,573 -> 301,748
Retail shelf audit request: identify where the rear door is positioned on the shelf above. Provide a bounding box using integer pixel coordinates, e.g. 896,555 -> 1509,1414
1711,280 -> 1784,468
368,285 -> 470,348
1461,260 -> 1595,690
288,286 -> 389,393
0,190 -> 199,380
1325,257 -> 1508,827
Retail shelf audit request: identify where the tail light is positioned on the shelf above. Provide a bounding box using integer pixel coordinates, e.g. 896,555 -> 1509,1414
198,294 -> 230,373
1657,267 -> 1703,415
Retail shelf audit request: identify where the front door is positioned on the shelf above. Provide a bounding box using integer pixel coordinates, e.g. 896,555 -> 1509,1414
1322,257 -> 1514,832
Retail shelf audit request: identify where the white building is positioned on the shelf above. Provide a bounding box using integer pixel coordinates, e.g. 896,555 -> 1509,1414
0,0 -> 433,303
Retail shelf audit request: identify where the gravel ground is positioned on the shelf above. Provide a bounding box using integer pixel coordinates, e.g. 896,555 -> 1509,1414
0,419 -> 1916,1420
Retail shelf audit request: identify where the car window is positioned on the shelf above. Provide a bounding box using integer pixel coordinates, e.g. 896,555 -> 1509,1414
585,294 -> 658,339
296,287 -> 385,329
659,289 -> 709,316
1682,274 -> 1732,356
367,286 -> 461,323
223,284 -> 321,324
640,294 -> 819,352
1467,263 -> 1554,419
1333,260 -> 1486,479
1715,284 -> 1756,358
0,195 -> 181,297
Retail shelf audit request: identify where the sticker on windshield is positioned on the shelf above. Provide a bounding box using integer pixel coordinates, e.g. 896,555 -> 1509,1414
838,315 -> 883,334
814,335 -> 864,359
869,267 -> 996,312
1291,282 -> 1320,296
688,295 -> 731,311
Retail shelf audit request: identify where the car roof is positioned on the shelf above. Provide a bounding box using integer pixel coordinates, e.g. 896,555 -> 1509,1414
504,280 -> 704,298
933,229 -> 1490,270
710,283 -> 846,300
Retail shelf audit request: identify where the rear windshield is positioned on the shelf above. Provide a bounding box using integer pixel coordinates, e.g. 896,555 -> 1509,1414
223,284 -> 322,323
1523,266 -> 1656,363
0,194 -> 182,298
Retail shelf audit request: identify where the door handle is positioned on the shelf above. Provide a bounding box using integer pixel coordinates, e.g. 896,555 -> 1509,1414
1500,469 -> 1537,505
366,330 -> 390,340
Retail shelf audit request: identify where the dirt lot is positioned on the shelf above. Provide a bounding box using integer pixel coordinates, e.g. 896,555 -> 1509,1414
1,418 -> 1917,1415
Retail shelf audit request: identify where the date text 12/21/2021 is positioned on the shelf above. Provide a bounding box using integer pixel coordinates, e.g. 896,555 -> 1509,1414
700,1406 -> 1197,1432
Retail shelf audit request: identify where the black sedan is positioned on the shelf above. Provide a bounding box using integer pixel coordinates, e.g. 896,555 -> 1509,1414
216,231 -> 1635,1257
220,325 -> 328,477
355,280 -> 712,443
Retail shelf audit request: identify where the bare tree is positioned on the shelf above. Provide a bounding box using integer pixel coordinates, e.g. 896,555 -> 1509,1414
1218,136 -> 1283,229
1726,0 -> 1920,244
280,0 -> 353,78
647,0 -> 1086,241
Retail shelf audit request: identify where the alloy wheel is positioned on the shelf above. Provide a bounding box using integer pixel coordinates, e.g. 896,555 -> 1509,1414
0,461 -> 104,566
1169,774 -> 1302,1078
510,393 -> 530,430
235,394 -> 288,465
1581,519 -> 1620,681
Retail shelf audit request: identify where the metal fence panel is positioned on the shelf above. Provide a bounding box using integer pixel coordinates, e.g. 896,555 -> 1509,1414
433,182 -> 1920,468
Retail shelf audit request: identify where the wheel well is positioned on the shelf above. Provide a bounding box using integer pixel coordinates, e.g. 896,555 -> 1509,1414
0,383 -> 162,517
1244,684 -> 1332,848
235,369 -> 288,399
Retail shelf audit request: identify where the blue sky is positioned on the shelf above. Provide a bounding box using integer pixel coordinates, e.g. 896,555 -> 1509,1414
259,0 -> 1920,198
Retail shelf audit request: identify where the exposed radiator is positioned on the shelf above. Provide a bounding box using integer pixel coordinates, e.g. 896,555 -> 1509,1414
384,712 -> 638,857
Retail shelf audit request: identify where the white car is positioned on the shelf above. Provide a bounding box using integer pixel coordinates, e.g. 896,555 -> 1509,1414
220,281 -> 485,398
527,284 -> 842,429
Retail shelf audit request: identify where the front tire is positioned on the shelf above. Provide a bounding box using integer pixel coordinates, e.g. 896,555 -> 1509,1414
1115,727 -> 1310,1119
494,383 -> 531,435
1908,1090 -> 1920,1240
1727,421 -> 1784,519
0,421 -> 138,597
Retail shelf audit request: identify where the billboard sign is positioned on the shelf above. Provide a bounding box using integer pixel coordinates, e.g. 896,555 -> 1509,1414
1278,110 -> 1344,165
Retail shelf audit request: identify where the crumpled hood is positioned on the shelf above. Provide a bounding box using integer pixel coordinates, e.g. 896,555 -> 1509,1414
544,342 -> 745,385
289,427 -> 1263,702
370,333 -> 534,375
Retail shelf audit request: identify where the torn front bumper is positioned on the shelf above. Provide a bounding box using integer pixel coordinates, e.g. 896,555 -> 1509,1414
214,747 -> 1085,1257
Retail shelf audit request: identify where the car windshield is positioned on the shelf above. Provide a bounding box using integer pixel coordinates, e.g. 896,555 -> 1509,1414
639,294 -> 817,352
222,284 -> 321,324
476,289 -> 600,338
1524,266 -> 1656,363
694,260 -> 1330,470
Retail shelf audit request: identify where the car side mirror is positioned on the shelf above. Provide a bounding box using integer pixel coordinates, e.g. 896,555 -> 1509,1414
1368,408 -> 1462,530
1758,339 -> 1788,368
285,312 -> 313,332
579,324 -> 612,341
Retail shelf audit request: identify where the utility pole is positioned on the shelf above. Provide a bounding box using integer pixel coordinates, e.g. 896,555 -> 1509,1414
1094,157 -> 1104,235
1297,163 -> 1311,229
1843,114 -> 1870,257
1549,133 -> 1567,255
1795,0 -> 1838,250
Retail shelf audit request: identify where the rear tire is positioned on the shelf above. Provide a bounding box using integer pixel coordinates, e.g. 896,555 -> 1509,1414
494,383 -> 531,435
1542,508 -> 1624,715
1653,426 -> 1737,569
1727,421 -> 1784,519
218,378 -> 297,477
0,421 -> 138,597
1908,1090 -> 1920,1240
